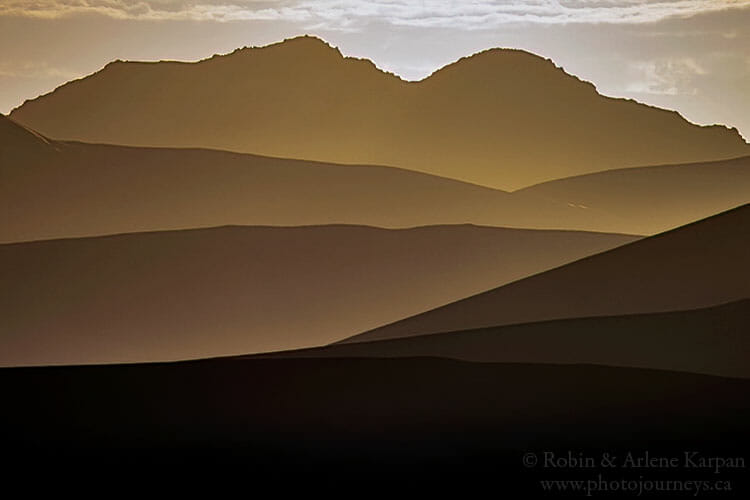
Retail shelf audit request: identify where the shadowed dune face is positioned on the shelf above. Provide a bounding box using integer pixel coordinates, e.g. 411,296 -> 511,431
344,205 -> 750,344
0,224 -> 637,366
261,301 -> 750,379
2,114 -> 748,242
9,36 -> 749,190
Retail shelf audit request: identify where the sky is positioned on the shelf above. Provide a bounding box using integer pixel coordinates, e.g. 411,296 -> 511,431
1,1 -> 749,139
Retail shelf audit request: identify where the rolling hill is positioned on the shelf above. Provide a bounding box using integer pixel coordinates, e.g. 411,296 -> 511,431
3,114 -> 748,242
9,36 -> 749,190
343,205 -> 750,344
0,113 -> 623,243
518,156 -> 750,235
0,224 -> 636,366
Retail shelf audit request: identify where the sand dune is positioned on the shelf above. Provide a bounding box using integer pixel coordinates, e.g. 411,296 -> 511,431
10,36 -> 748,190
3,358 -> 749,486
518,156 -> 750,234
0,114 -> 626,243
0,224 -> 636,366
344,205 -> 750,344
261,301 -> 749,379
3,114 -> 748,242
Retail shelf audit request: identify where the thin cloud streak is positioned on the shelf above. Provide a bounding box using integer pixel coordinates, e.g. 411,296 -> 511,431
2,1 -> 750,28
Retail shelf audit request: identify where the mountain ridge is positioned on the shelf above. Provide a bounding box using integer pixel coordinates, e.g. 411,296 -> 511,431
10,35 -> 749,190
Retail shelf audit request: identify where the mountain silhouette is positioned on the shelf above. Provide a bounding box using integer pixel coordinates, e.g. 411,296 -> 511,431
260,301 -> 749,379
0,224 -> 635,366
9,36 -> 749,190
3,114 -> 747,242
343,205 -> 750,344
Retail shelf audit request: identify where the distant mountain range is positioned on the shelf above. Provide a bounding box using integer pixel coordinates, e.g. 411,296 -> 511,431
9,36 -> 749,190
3,114 -> 748,241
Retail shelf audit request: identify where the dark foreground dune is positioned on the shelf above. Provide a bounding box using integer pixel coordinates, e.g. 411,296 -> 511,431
345,204 -> 750,344
256,300 -> 750,379
1,358 -> 749,491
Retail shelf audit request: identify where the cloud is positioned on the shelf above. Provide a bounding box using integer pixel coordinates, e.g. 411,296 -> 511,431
2,0 -> 750,28
0,1 -> 310,21
626,57 -> 708,95
0,61 -> 80,80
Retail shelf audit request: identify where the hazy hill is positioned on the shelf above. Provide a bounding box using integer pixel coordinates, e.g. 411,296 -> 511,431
3,114 -> 748,242
518,156 -> 750,234
262,301 -> 750,379
0,114 -> 623,243
343,205 -> 750,344
10,36 -> 749,190
0,224 -> 636,366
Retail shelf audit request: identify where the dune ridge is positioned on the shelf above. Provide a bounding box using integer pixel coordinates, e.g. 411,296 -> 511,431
343,205 -> 750,344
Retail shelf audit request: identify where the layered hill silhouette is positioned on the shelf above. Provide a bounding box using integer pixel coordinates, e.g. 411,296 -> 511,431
519,155 -> 750,235
344,205 -> 750,344
261,301 -> 749,379
0,113 -> 615,242
3,114 -> 748,242
0,224 -> 635,366
9,36 -> 749,190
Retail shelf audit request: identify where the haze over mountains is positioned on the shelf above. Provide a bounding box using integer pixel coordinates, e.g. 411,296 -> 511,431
3,114 -> 748,242
9,36 -> 749,191
0,224 -> 635,366
0,114 -> 614,242
2,32 -> 750,486
345,205 -> 750,344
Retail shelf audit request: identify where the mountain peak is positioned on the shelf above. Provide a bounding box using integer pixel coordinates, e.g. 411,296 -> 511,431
224,35 -> 343,61
424,46 -> 597,93
9,37 -> 750,189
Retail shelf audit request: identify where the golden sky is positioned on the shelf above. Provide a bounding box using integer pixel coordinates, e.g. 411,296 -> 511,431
1,0 -> 749,139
